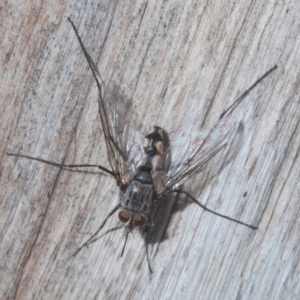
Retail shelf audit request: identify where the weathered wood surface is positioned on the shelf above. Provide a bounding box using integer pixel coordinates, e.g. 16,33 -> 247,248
1,1 -> 299,299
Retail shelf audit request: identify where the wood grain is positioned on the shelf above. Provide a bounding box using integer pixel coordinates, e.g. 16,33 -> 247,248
1,1 -> 299,299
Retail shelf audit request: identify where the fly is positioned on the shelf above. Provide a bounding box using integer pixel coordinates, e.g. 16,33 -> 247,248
7,18 -> 277,273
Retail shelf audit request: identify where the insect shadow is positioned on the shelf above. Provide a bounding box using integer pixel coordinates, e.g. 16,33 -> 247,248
141,122 -> 244,257
7,18 -> 277,273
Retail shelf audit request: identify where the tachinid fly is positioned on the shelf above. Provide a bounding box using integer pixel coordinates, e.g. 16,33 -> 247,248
7,18 -> 277,272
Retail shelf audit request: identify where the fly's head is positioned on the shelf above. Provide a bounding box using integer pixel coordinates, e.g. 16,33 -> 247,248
118,210 -> 147,232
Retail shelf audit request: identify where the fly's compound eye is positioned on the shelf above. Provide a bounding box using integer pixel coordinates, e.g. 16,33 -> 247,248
133,214 -> 146,226
118,211 -> 147,227
118,211 -> 131,223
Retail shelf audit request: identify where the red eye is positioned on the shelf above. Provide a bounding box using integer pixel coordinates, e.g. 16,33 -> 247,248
118,211 -> 131,223
118,211 -> 146,226
133,214 -> 146,226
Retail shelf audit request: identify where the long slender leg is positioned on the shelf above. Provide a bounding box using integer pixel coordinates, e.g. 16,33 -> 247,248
120,230 -> 130,257
145,232 -> 153,273
173,189 -> 257,229
73,204 -> 120,256
7,152 -> 114,175
86,225 -> 123,245
219,65 -> 278,119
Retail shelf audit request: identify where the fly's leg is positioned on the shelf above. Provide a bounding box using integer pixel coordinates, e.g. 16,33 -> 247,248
7,153 -> 114,175
73,204 -> 120,256
219,65 -> 278,119
145,236 -> 153,273
173,190 -> 257,229
143,224 -> 154,273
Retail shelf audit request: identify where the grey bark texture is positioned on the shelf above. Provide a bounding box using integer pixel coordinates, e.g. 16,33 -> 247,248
1,1 -> 299,299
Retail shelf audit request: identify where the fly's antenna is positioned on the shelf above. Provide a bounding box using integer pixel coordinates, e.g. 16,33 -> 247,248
73,204 -> 120,256
175,190 -> 258,229
219,65 -> 278,120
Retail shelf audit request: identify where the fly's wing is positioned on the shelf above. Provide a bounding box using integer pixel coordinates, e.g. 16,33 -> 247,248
100,79 -> 145,186
159,118 -> 237,194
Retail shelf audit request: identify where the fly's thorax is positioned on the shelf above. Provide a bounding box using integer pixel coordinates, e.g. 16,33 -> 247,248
118,170 -> 155,229
119,170 -> 155,214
